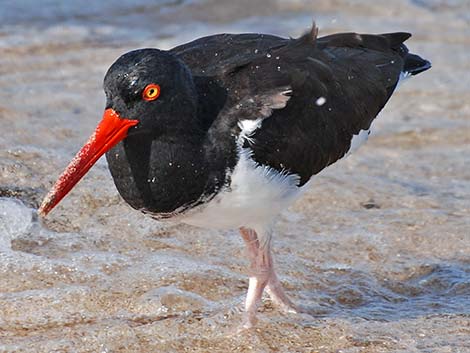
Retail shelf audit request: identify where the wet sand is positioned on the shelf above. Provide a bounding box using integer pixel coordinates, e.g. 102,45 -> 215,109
1,0 -> 469,352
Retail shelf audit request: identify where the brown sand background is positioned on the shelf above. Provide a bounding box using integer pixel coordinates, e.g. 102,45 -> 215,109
1,0 -> 469,352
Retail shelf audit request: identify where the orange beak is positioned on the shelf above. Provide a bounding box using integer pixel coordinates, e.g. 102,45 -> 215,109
39,109 -> 138,216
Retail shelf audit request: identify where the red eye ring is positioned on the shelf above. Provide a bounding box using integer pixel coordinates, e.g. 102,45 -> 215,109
142,84 -> 160,101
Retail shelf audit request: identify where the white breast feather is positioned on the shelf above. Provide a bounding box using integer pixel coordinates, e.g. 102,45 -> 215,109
181,104 -> 302,230
181,147 -> 301,230
238,119 -> 263,144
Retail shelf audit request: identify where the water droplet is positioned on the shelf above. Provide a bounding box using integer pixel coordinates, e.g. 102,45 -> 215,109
315,97 -> 327,106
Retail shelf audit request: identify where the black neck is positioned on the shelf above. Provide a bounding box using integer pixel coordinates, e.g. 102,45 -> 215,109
106,121 -> 235,215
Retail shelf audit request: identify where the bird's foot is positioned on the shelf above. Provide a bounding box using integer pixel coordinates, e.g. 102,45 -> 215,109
241,310 -> 258,330
239,226 -> 301,326
266,272 -> 299,314
266,288 -> 299,314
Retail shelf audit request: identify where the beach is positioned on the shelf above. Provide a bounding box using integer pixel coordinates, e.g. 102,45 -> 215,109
1,0 -> 469,351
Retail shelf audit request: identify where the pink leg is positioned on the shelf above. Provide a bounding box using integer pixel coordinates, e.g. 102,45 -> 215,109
239,227 -> 269,327
266,271 -> 298,313
239,227 -> 298,327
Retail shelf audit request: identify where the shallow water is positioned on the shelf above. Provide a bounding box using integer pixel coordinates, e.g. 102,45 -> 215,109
1,0 -> 469,352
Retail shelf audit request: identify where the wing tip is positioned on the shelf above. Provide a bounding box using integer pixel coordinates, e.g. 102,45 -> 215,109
381,32 -> 412,47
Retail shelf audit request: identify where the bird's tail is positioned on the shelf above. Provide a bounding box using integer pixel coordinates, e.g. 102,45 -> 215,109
381,32 -> 431,76
403,52 -> 432,75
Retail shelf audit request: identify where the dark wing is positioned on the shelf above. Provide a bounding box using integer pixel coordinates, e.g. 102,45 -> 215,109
172,28 -> 415,186
244,30 -> 414,185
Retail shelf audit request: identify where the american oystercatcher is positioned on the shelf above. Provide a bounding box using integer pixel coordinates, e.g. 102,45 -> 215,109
39,24 -> 431,327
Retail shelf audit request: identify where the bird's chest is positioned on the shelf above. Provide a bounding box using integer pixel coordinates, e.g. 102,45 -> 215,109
180,148 -> 301,230
107,138 -> 213,214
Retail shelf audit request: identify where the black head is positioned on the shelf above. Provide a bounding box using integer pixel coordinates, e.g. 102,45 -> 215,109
103,48 -> 199,136
38,48 -> 201,216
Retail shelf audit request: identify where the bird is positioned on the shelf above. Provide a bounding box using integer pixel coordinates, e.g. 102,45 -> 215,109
39,24 -> 431,328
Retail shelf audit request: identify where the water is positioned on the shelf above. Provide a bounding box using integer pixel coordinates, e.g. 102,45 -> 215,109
1,0 -> 470,352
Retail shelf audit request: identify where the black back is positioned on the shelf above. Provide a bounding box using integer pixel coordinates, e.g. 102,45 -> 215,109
171,28 -> 430,186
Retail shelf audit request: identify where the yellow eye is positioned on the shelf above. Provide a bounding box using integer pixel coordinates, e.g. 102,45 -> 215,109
142,84 -> 160,101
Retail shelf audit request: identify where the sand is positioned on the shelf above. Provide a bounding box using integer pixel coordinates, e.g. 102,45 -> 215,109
1,0 -> 469,352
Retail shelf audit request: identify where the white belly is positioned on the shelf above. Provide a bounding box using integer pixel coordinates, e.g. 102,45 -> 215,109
180,148 -> 302,230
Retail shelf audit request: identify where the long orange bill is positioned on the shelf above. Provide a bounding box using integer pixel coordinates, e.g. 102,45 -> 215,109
39,108 -> 138,216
